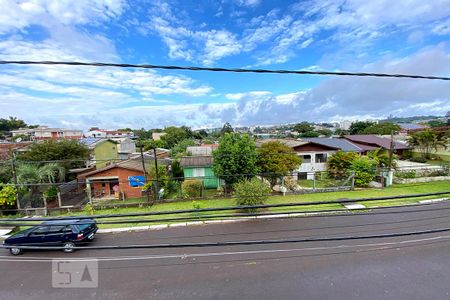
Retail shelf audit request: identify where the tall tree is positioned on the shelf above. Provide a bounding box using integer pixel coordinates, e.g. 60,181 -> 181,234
257,141 -> 302,187
220,122 -> 234,135
213,133 -> 258,185
18,140 -> 91,171
348,121 -> 375,135
294,122 -> 314,133
407,130 -> 448,159
362,122 -> 401,135
161,126 -> 190,148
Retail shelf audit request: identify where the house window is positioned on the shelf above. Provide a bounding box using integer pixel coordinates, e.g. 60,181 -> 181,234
192,168 -> 205,178
315,153 -> 327,163
301,155 -> 311,163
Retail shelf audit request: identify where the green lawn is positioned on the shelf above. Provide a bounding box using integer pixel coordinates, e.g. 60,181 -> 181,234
62,181 -> 450,228
3,181 -> 449,229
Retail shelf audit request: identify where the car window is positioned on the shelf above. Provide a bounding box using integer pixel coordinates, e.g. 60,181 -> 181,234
76,223 -> 93,231
48,225 -> 67,234
30,226 -> 48,235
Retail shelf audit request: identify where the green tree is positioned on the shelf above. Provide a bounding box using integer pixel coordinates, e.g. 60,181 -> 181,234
16,163 -> 66,184
15,163 -> 66,207
362,122 -> 401,135
258,141 -> 302,187
327,151 -> 359,177
18,140 -> 91,171
428,120 -> 446,128
316,129 -> 333,137
171,139 -> 196,158
368,148 -> 397,168
294,122 -> 314,133
334,128 -> 349,136
213,133 -> 259,185
233,178 -> 271,211
142,139 -> 167,150
349,156 -> 378,186
0,165 -> 12,184
161,126 -> 190,148
0,184 -> 17,208
349,121 -> 375,135
0,116 -> 27,132
220,122 -> 234,135
299,131 -> 320,138
407,130 -> 448,159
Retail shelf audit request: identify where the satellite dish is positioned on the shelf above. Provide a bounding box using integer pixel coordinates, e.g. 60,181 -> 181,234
15,137 -> 22,143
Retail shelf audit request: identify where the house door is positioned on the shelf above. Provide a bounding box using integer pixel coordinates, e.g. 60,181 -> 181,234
109,179 -> 119,195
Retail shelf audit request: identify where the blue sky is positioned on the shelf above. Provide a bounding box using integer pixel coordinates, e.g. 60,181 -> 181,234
0,0 -> 449,130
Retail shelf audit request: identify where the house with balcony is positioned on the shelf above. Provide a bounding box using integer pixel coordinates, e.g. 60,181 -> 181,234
256,138 -> 363,180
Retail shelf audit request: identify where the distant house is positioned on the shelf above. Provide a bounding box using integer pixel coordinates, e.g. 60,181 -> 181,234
80,137 -> 137,168
11,126 -> 83,140
85,127 -> 134,139
256,138 -> 363,179
180,156 -> 220,189
397,123 -> 428,135
186,144 -> 218,156
343,135 -> 410,155
78,154 -> 171,200
152,132 -> 167,141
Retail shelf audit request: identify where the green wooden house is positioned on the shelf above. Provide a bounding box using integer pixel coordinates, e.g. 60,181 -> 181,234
180,156 -> 220,189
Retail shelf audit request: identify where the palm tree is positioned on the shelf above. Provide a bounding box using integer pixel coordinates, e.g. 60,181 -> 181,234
368,148 -> 397,169
16,163 -> 65,207
407,130 -> 448,159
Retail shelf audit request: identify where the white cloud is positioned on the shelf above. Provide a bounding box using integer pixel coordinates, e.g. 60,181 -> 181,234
0,0 -> 126,34
236,0 -> 261,7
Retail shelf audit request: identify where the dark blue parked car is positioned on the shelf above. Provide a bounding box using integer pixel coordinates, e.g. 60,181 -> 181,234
3,219 -> 98,255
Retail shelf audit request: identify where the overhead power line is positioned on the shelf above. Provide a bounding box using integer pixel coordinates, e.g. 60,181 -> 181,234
0,60 -> 449,81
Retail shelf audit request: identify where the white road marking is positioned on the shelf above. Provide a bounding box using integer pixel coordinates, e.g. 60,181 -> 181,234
0,234 -> 449,263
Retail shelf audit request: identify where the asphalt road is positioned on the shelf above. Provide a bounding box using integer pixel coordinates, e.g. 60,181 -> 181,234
2,202 -> 450,300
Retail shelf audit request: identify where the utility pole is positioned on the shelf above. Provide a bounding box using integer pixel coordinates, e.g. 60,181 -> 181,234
10,151 -> 20,210
153,148 -> 159,203
386,130 -> 395,187
139,145 -> 151,204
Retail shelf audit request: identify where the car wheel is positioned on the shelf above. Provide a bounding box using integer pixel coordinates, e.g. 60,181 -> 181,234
62,242 -> 75,253
9,247 -> 22,256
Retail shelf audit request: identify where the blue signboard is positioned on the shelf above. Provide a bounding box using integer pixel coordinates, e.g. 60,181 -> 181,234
128,175 -> 145,187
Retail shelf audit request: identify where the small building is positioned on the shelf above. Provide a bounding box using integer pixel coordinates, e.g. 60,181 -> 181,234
79,154 -> 171,200
80,137 -> 137,168
152,132 -> 167,141
11,126 -> 83,140
85,127 -> 134,139
180,156 -> 220,189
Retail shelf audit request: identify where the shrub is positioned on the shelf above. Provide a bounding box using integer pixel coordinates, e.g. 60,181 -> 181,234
349,156 -> 377,187
395,171 -> 416,179
233,178 -> 271,211
83,204 -> 95,215
43,186 -> 58,200
0,184 -> 17,207
327,151 -> 359,178
410,157 -> 427,163
182,179 -> 203,199
428,170 -> 449,177
192,201 -> 201,210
